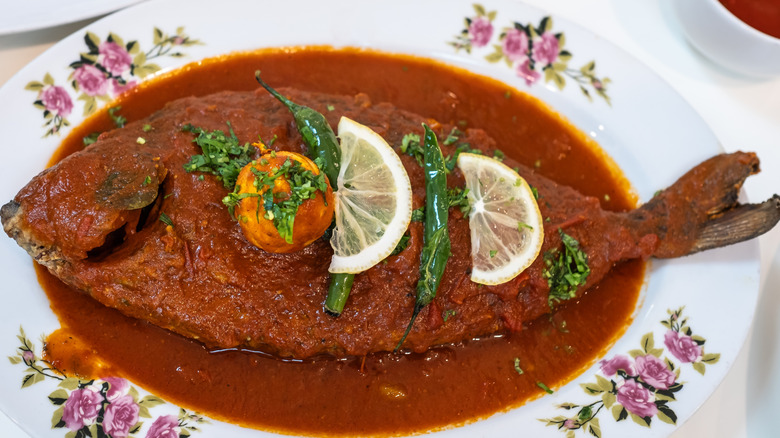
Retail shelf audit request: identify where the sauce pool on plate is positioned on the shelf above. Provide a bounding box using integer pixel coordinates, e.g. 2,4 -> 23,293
39,48 -> 644,436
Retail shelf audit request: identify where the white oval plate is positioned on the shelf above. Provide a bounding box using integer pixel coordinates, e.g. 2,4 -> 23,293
0,1 -> 758,437
0,0 -> 144,36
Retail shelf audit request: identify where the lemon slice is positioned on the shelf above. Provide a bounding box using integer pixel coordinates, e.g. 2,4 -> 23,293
328,117 -> 413,273
457,152 -> 544,285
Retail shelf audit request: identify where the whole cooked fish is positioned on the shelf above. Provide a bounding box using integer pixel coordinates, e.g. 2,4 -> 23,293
3,88 -> 779,358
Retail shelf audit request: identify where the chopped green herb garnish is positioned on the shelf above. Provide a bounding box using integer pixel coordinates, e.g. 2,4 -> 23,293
543,229 -> 591,307
492,149 -> 505,161
163,193 -> 173,199
443,309 -> 457,322
108,106 -> 126,128
222,158 -> 328,244
142,176 -> 151,186
258,134 -> 277,148
443,127 -> 461,145
142,124 -> 152,132
513,357 -> 524,375
182,122 -> 255,190
326,104 -> 335,111
159,212 -> 174,227
83,132 -> 100,146
530,186 -> 539,200
489,249 -> 497,258
136,137 -> 146,144
390,233 -> 411,255
411,207 -> 426,222
518,221 -> 533,232
447,186 -> 471,216
400,133 -> 424,166
444,143 -> 482,172
537,381 -> 554,394
82,106 -> 126,145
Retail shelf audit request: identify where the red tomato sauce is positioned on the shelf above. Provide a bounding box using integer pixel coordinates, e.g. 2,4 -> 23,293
720,0 -> 780,39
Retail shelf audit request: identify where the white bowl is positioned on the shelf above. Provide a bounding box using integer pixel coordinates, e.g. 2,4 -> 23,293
672,0 -> 780,77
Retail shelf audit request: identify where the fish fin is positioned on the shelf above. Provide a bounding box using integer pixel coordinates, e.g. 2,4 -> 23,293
690,195 -> 780,254
631,152 -> 778,258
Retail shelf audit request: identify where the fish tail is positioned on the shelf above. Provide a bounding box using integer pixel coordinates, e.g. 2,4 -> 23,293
689,194 -> 780,254
628,151 -> 780,258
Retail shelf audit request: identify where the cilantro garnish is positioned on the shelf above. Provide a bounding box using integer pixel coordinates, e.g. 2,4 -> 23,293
537,381 -> 554,394
82,106 -> 127,145
182,122 -> 255,190
82,133 -> 99,146
443,309 -> 457,322
390,233 -> 411,255
444,143 -> 483,172
446,186 -> 471,216
543,229 -> 591,307
411,207 -> 425,223
443,127 -> 461,145
159,212 -> 174,227
513,357 -> 524,375
400,133 -> 424,166
222,158 -> 328,244
108,106 -> 126,128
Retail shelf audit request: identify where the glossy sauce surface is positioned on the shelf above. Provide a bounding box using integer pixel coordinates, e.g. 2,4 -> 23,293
720,0 -> 780,39
40,48 -> 644,436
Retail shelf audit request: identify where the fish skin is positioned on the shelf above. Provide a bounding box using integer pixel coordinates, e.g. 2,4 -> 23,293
2,89 -> 778,358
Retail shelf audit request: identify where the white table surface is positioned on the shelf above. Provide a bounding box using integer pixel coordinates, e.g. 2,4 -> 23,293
0,1 -> 778,437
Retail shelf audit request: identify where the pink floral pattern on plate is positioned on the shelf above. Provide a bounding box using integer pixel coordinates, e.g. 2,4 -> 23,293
449,4 -> 611,104
540,307 -> 720,437
8,327 -> 208,438
25,27 -> 201,137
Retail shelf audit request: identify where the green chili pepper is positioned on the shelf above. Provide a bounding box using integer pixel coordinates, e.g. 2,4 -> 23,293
254,71 -> 354,317
324,273 -> 354,316
254,71 -> 341,186
396,124 -> 451,350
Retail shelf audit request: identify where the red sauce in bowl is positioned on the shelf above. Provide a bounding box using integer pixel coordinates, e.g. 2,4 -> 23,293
720,0 -> 780,39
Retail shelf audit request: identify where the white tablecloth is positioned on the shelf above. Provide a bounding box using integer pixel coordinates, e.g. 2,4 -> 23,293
1,1 -> 778,437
